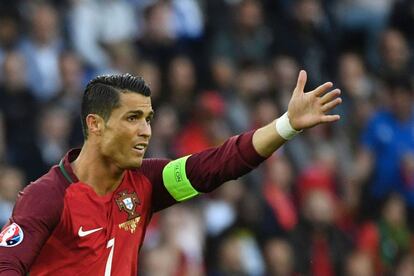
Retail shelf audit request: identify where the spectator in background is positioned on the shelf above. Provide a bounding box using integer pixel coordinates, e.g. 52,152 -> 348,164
210,0 -> 273,66
18,105 -> 73,181
272,0 -> 335,85
290,189 -> 351,275
262,238 -> 296,276
344,250 -> 375,276
166,55 -> 198,122
140,204 -> 205,276
0,51 -> 38,167
295,144 -> 339,205
357,193 -> 412,274
52,51 -> 85,116
50,51 -> 86,147
389,0 -> 414,48
135,0 -> 204,64
234,63 -> 271,118
250,96 -> 279,129
377,28 -> 412,79
214,230 -> 265,276
170,0 -> 204,41
136,1 -> 179,69
69,0 -> 137,71
203,180 -> 246,239
145,105 -> 179,158
203,179 -> 247,271
336,52 -> 376,141
353,76 -> 414,220
334,0 -> 394,66
133,60 -> 162,107
104,41 -> 139,75
0,9 -> 20,74
174,90 -> 230,156
0,113 -> 5,163
210,57 -> 250,133
269,55 -> 300,111
37,106 -> 72,168
214,234 -> 246,275
394,252 -> 414,276
0,166 -> 24,227
261,155 -> 298,237
19,2 -> 63,102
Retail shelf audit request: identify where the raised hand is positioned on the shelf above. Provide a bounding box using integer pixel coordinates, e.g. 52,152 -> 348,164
287,70 -> 342,130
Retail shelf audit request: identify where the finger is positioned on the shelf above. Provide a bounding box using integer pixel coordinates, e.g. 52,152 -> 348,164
294,70 -> 307,95
312,82 -> 333,97
322,97 -> 342,113
320,89 -> 341,105
321,114 -> 341,123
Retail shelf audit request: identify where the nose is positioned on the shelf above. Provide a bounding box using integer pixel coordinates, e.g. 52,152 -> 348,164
139,120 -> 151,139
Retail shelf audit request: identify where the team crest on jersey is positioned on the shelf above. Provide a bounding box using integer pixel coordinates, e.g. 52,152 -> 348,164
116,191 -> 140,220
116,191 -> 141,233
0,223 -> 24,247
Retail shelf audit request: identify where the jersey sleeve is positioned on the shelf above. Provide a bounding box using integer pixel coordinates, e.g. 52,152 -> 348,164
185,129 -> 266,192
0,175 -> 64,275
141,129 -> 266,212
139,158 -> 175,212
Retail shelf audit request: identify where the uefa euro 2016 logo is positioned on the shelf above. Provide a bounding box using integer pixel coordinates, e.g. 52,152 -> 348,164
0,223 -> 24,247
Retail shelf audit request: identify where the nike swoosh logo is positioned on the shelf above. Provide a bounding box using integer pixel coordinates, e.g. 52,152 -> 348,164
78,226 -> 103,237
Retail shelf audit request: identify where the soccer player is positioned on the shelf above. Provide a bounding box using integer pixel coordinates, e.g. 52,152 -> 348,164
0,70 -> 341,275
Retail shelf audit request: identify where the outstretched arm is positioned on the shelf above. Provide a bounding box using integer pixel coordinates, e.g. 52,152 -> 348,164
146,70 -> 342,211
253,70 -> 341,157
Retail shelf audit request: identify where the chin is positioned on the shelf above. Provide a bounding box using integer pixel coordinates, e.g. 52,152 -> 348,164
124,158 -> 143,169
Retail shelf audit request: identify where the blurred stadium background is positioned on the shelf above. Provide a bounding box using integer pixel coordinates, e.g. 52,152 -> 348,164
0,0 -> 414,275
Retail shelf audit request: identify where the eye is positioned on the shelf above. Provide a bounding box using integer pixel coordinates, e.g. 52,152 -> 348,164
146,117 -> 152,124
127,115 -> 138,122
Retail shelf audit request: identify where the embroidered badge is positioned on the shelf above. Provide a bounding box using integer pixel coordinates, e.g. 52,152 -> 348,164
116,191 -> 141,233
0,223 -> 24,247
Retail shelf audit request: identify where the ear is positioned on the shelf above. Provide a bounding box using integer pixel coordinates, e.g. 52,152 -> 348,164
86,114 -> 104,136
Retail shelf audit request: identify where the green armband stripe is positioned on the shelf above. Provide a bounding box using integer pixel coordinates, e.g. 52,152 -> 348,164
162,155 -> 200,201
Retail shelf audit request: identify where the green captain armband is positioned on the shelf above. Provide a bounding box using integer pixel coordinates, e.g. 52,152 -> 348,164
162,155 -> 200,201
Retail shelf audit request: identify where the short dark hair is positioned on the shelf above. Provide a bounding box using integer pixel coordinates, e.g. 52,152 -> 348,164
81,73 -> 151,139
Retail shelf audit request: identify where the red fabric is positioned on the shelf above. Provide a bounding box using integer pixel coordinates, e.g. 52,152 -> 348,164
296,165 -> 336,207
30,171 -> 154,275
311,236 -> 334,276
356,222 -> 385,273
357,222 -> 380,256
263,182 -> 297,230
0,130 -> 267,274
198,90 -> 225,117
175,123 -> 211,156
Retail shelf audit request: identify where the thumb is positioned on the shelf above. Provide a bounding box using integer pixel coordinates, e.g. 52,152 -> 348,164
294,70 -> 307,95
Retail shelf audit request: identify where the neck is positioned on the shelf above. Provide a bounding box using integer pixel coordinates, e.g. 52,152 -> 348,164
72,141 -> 124,195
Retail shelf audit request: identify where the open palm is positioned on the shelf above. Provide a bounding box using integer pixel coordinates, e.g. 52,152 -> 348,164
288,70 -> 342,130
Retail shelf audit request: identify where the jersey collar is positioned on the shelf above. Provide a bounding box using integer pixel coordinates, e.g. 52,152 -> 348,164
58,148 -> 81,184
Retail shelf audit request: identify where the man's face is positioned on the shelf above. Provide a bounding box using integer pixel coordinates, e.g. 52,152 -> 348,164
99,92 -> 153,169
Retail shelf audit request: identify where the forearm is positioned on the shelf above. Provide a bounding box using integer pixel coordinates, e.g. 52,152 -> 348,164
252,119 -> 288,158
186,130 -> 266,193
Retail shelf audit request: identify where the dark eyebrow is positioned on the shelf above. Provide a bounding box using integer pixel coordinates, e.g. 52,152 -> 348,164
128,110 -> 154,117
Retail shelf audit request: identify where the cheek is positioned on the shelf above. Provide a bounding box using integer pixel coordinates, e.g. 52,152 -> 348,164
101,131 -> 126,153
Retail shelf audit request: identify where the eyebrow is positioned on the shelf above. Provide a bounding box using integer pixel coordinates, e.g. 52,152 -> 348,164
128,110 -> 154,117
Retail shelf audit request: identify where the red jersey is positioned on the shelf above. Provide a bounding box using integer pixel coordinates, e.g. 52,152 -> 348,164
0,131 -> 265,275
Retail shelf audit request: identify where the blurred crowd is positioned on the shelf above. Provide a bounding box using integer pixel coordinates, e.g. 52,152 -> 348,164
0,0 -> 414,275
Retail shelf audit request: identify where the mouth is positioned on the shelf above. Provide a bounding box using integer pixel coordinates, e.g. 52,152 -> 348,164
132,143 -> 148,155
